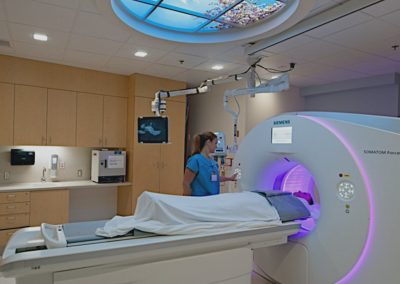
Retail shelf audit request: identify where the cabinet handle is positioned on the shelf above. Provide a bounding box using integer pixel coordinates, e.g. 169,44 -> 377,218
6,194 -> 16,200
7,205 -> 16,209
6,216 -> 16,220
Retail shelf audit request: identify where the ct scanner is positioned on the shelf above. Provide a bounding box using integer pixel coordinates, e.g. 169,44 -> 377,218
1,111 -> 400,284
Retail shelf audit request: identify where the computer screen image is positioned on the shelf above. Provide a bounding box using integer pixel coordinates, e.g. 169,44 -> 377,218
138,116 -> 168,143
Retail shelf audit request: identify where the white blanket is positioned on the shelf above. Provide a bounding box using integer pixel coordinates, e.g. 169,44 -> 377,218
96,191 -> 282,237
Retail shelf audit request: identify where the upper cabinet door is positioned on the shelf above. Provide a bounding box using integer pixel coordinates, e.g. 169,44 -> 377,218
76,93 -> 103,147
14,85 -> 47,145
47,89 -> 77,146
103,96 -> 127,148
0,83 -> 14,145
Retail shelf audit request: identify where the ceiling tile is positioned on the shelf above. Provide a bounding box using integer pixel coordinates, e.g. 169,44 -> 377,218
305,12 -> 373,39
142,63 -> 188,79
12,40 -> 64,61
0,2 -> 7,20
105,56 -> 152,75
317,49 -> 371,68
127,34 -> 179,52
380,9 -> 400,27
342,55 -> 400,75
325,19 -> 399,50
259,54 -> 310,72
263,35 -> 316,54
157,52 -> 207,69
72,11 -> 131,42
213,45 -> 249,64
354,33 -> 400,61
63,49 -> 109,68
5,0 -> 76,32
175,43 -> 236,59
68,34 -> 123,55
8,22 -> 69,48
362,0 -> 400,18
79,0 -> 100,14
116,42 -> 169,63
193,59 -> 244,73
0,21 -> 10,40
32,0 -> 80,10
282,39 -> 345,61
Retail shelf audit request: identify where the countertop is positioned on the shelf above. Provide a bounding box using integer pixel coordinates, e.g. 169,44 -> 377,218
0,180 -> 131,192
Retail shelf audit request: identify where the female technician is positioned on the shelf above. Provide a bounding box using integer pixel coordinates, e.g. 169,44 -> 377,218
183,131 -> 237,196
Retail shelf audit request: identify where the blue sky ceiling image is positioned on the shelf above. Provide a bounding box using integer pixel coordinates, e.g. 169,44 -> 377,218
117,0 -> 287,33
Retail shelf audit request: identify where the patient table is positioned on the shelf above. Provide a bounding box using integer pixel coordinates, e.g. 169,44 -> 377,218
0,220 -> 300,284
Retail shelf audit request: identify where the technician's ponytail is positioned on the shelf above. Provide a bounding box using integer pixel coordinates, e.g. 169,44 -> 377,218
191,131 -> 217,156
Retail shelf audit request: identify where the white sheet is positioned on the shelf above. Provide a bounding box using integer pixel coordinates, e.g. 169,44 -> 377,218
96,191 -> 282,237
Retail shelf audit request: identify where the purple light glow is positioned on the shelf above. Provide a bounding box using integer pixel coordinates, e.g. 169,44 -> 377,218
301,115 -> 375,284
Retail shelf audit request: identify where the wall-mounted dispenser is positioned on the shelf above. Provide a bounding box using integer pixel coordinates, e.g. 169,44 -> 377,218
50,154 -> 58,179
10,149 -> 35,166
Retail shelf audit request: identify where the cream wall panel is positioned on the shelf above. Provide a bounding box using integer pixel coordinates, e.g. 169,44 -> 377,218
76,93 -> 104,147
14,85 -> 47,145
0,83 -> 14,145
47,89 -> 77,146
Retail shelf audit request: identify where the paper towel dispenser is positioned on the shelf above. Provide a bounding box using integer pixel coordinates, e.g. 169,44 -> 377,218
11,149 -> 35,166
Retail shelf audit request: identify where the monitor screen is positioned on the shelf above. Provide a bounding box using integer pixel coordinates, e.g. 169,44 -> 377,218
138,116 -> 168,143
271,126 -> 292,144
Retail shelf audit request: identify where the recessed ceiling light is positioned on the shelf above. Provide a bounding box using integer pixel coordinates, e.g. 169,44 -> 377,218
134,50 -> 148,57
212,65 -> 224,71
33,33 -> 48,42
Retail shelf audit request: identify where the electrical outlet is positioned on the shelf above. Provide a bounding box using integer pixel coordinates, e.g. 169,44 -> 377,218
77,169 -> 83,177
59,162 -> 65,169
4,171 -> 9,180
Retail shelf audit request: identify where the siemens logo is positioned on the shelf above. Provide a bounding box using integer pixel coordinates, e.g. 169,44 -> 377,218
273,120 -> 290,125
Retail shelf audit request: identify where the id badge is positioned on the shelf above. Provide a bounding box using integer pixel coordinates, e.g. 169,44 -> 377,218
211,173 -> 218,182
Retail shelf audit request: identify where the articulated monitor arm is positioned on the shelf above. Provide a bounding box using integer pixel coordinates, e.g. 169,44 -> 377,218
224,73 -> 289,153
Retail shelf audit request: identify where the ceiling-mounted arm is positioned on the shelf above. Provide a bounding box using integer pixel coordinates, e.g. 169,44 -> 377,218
224,73 -> 289,153
152,73 -> 246,116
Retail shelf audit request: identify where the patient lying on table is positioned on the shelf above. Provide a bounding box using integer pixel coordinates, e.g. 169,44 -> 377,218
96,191 -> 310,238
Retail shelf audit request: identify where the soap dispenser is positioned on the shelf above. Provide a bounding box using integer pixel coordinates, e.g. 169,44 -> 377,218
49,154 -> 58,180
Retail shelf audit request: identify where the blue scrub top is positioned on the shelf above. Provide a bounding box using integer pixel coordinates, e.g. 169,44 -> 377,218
186,154 -> 220,196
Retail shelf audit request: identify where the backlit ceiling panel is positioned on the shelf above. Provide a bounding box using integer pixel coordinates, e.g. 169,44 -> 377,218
119,0 -> 287,33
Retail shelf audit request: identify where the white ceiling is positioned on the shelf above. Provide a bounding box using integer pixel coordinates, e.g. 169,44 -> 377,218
0,0 -> 399,87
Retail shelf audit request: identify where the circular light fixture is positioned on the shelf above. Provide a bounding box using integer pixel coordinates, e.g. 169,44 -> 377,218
111,0 -> 315,43
33,33 -> 48,42
134,50 -> 148,57
212,64 -> 224,70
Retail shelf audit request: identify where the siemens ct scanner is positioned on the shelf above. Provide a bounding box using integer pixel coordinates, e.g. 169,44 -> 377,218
1,112 -> 400,284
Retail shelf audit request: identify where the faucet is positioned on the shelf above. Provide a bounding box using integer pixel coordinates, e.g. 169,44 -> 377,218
41,167 -> 47,182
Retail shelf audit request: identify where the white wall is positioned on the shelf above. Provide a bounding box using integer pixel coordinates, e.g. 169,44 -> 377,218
301,73 -> 400,116
0,146 -> 117,222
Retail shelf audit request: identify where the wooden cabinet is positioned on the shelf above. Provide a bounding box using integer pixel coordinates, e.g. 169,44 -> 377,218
0,189 -> 69,250
14,85 -> 47,145
103,96 -> 127,148
76,93 -> 127,148
118,74 -> 186,215
30,189 -> 69,226
0,191 -> 30,248
47,89 -> 77,146
0,83 -> 14,145
77,93 -> 104,147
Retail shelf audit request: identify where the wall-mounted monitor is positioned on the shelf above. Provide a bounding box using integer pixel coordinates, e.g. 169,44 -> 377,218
138,116 -> 168,144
